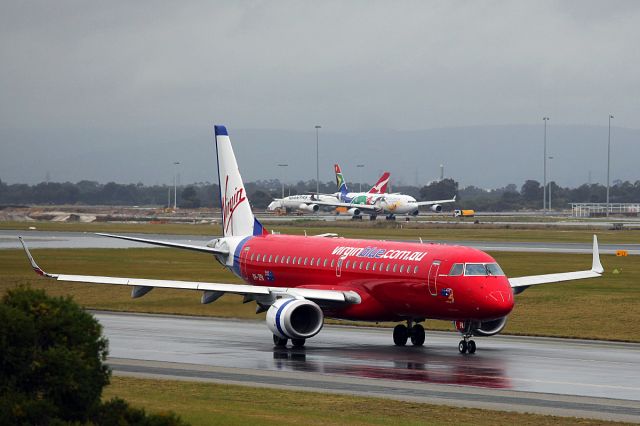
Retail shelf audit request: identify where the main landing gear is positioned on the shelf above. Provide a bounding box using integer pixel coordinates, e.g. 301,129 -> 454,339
273,334 -> 306,348
385,214 -> 396,221
458,336 -> 477,354
393,320 -> 425,346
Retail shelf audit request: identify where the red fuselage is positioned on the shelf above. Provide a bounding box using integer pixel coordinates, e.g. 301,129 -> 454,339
230,235 -> 514,322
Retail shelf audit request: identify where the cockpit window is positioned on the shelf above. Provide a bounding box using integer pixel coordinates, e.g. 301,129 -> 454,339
449,263 -> 464,276
464,263 -> 505,276
486,263 -> 505,276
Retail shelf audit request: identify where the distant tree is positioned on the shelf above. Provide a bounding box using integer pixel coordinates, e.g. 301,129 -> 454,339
521,180 -> 542,202
180,186 -> 201,208
419,178 -> 458,201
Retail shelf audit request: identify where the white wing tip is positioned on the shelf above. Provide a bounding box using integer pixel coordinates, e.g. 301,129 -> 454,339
591,235 -> 604,274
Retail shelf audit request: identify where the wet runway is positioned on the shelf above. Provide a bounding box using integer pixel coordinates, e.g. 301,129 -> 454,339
3,230 -> 639,255
96,312 -> 640,422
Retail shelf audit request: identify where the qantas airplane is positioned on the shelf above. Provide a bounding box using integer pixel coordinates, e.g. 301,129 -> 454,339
266,168 -> 390,215
312,164 -> 456,220
19,125 -> 604,354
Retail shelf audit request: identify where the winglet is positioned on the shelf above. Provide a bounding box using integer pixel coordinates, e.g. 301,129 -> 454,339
18,237 -> 58,278
591,235 -> 604,274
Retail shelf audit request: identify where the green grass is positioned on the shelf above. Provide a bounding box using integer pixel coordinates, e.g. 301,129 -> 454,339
3,219 -> 640,243
1,248 -> 638,341
104,376 -> 626,426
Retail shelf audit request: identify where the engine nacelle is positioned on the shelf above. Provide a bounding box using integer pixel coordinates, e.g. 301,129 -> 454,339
430,204 -> 442,213
410,209 -> 419,216
266,298 -> 324,339
298,203 -> 319,213
455,317 -> 508,337
347,207 -> 361,217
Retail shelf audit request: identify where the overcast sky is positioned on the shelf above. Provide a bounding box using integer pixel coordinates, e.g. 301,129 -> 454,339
1,1 -> 639,185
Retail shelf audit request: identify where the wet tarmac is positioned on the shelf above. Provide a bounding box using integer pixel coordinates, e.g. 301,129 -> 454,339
96,312 -> 640,421
3,230 -> 639,254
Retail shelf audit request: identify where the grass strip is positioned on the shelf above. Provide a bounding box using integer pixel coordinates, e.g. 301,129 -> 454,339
104,376 -> 628,426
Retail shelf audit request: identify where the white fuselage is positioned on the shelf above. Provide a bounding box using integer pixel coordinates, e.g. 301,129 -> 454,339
268,194 -> 341,212
333,192 -> 421,215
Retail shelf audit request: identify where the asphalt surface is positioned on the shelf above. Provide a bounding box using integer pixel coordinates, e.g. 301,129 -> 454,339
2,230 -> 639,255
96,312 -> 640,422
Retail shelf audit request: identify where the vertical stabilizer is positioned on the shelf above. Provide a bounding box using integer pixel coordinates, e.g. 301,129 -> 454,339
368,172 -> 390,194
214,125 -> 267,237
334,164 -> 349,199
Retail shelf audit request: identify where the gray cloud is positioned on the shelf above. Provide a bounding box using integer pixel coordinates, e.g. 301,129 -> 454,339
1,1 -> 638,186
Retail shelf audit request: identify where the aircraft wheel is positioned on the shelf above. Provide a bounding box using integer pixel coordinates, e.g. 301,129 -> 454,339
393,324 -> 409,346
273,335 -> 288,347
467,340 -> 476,354
410,324 -> 425,346
291,338 -> 306,348
458,340 -> 468,354
370,215 -> 377,221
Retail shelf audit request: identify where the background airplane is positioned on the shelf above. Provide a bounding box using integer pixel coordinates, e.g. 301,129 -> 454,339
267,167 -> 390,215
20,124 -> 604,354
315,164 -> 456,220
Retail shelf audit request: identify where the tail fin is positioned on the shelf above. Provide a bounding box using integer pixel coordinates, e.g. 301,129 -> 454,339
334,163 -> 349,197
214,125 -> 267,237
368,172 -> 390,194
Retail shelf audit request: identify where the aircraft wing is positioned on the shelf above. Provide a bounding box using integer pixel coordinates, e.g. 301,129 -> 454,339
95,233 -> 228,255
19,238 -> 359,306
414,196 -> 457,207
508,235 -> 604,293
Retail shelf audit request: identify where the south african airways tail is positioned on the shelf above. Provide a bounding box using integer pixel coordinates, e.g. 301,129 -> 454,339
334,163 -> 391,198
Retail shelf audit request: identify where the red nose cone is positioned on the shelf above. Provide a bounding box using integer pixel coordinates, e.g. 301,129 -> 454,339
487,288 -> 514,317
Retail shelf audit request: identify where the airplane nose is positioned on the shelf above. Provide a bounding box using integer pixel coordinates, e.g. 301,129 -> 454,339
486,290 -> 514,316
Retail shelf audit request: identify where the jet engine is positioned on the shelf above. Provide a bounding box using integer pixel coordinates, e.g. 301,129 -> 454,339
455,317 -> 508,337
347,207 -> 361,217
298,203 -> 320,213
266,298 -> 324,339
430,204 -> 442,213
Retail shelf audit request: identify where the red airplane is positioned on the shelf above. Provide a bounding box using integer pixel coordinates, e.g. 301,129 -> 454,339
20,125 -> 604,354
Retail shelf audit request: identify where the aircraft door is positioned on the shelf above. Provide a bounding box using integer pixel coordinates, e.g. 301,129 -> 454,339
336,255 -> 346,277
428,260 -> 441,296
240,247 -> 250,279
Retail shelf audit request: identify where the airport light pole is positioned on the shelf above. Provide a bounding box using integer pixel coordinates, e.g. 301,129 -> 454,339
542,117 -> 549,212
606,114 -> 614,216
173,161 -> 180,210
548,156 -> 553,211
277,163 -> 288,199
315,125 -> 321,196
357,164 -> 365,192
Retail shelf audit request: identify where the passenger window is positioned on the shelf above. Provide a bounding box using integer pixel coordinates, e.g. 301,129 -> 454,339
366,262 -> 370,271
386,264 -> 390,272
317,257 -> 321,266
310,258 -> 315,266
274,255 -> 279,263
372,263 -> 377,271
400,265 -> 405,273
413,266 -> 419,274
393,264 -> 397,272
269,255 -> 273,263
323,258 -> 328,267
286,256 -> 290,264
304,258 -> 308,265
360,261 -> 364,270
250,253 -> 254,261
449,263 -> 464,276
345,260 -> 350,268
331,259 -> 335,267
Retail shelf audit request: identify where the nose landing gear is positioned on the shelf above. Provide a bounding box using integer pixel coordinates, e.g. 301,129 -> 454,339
458,336 -> 476,354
